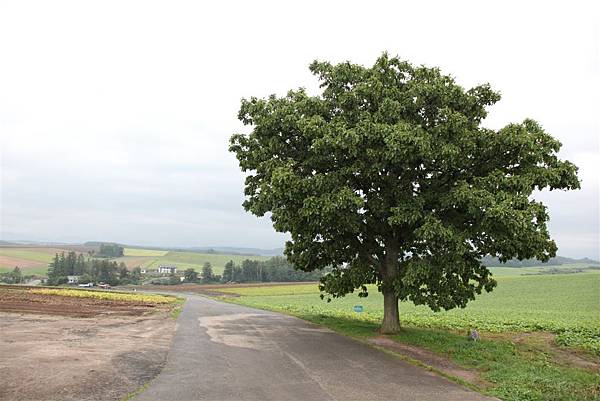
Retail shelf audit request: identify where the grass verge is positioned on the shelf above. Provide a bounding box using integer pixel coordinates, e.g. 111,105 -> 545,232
120,382 -> 150,401
169,297 -> 186,319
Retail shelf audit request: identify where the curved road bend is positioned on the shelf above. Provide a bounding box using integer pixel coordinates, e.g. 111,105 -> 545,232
136,295 -> 495,401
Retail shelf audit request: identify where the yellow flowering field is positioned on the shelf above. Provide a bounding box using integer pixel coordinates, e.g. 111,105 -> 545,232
31,288 -> 176,304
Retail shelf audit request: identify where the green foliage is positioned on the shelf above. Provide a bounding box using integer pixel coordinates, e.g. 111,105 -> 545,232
168,272 -> 180,285
131,266 -> 142,281
241,259 -> 260,282
222,260 -> 235,282
219,257 -> 327,283
229,53 -> 580,329
149,277 -> 179,285
0,266 -> 24,284
46,251 -> 141,286
97,243 -> 124,258
184,268 -> 199,282
201,262 -> 214,283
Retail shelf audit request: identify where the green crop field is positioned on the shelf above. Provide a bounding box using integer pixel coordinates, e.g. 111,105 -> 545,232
223,271 -> 600,353
0,265 -> 50,275
123,248 -> 169,257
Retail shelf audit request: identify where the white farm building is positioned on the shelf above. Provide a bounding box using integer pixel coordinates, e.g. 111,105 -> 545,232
157,265 -> 177,274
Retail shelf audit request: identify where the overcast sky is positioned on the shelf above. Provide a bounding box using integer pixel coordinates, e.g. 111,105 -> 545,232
1,1 -> 598,258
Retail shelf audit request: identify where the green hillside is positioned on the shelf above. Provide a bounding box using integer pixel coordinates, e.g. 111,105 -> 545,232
1,246 -> 269,276
123,248 -> 169,257
116,249 -> 269,274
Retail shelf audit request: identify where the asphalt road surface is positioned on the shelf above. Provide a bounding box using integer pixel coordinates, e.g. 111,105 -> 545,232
136,295 -> 495,401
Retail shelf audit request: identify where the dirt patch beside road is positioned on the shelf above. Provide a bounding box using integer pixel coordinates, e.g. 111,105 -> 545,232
0,287 -> 178,401
368,336 -> 492,390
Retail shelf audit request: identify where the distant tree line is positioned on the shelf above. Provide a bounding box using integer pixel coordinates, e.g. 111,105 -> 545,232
0,267 -> 27,284
221,256 -> 325,283
47,251 -> 140,286
173,257 -> 324,285
179,262 -> 221,284
97,243 -> 124,258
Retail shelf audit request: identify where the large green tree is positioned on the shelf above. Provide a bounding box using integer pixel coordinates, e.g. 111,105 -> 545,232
222,260 -> 235,282
184,268 -> 199,283
229,54 -> 580,333
201,262 -> 214,283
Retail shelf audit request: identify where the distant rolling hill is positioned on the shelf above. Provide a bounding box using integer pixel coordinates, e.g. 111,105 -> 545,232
187,246 -> 284,256
3,240 -> 597,276
116,248 -> 270,274
482,255 -> 599,267
0,244 -> 272,276
84,242 -> 284,257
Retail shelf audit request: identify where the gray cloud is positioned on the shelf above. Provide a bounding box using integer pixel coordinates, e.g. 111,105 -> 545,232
1,0 -> 598,258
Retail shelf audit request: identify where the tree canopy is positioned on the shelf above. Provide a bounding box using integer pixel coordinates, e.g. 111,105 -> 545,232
184,268 -> 199,283
201,262 -> 214,283
97,243 -> 124,258
47,251 -> 136,286
229,53 -> 580,332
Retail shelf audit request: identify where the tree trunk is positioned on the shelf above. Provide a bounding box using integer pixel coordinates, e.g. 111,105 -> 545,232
381,289 -> 400,334
380,237 -> 401,334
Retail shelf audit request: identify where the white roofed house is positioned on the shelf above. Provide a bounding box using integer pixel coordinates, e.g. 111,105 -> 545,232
157,265 -> 177,275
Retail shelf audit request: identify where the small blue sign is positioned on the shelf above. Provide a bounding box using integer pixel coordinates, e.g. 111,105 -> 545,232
353,305 -> 364,313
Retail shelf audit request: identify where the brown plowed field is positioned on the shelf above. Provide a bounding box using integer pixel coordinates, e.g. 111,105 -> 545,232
0,286 -> 169,317
0,255 -> 45,268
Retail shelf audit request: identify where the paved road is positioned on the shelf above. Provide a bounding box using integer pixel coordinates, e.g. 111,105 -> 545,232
136,295 -> 494,401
